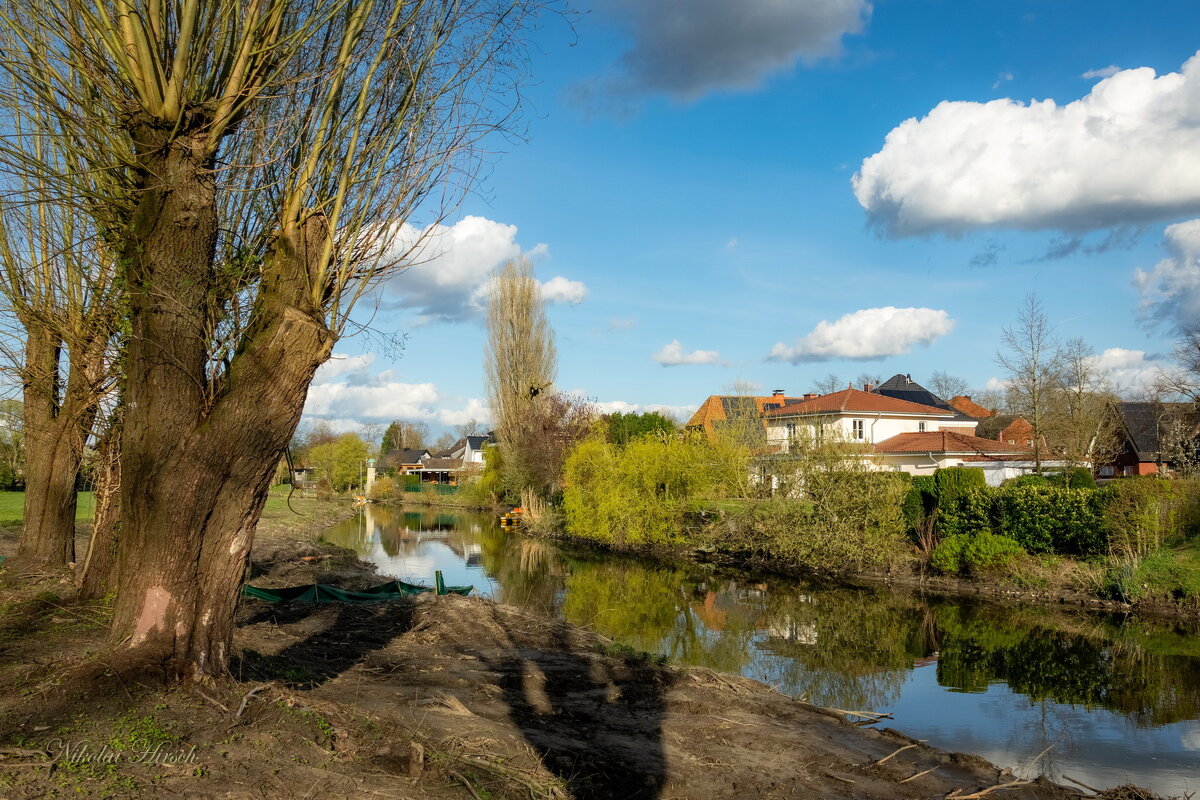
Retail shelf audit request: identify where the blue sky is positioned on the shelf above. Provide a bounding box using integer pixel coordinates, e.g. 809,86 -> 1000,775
305,0 -> 1200,434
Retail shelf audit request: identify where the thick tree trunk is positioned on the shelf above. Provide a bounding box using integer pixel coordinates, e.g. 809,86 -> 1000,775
17,321 -> 95,566
109,129 -> 333,678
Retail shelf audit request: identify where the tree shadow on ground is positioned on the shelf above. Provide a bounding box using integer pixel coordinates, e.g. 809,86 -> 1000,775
478,618 -> 674,800
235,600 -> 415,688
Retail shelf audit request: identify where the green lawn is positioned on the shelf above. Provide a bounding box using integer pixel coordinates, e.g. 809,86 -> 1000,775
0,491 -> 96,526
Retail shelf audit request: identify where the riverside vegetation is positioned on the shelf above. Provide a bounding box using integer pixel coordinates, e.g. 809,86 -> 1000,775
556,425 -> 1200,613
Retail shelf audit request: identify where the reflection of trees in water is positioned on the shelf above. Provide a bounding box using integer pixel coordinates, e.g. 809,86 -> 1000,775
333,507 -> 1200,729
749,588 -> 928,709
475,527 -> 565,616
933,604 -> 1200,726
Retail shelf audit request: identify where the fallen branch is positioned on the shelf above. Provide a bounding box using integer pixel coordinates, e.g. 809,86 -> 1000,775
236,684 -> 272,718
195,689 -> 230,713
900,767 -> 937,784
1062,775 -> 1101,794
451,770 -> 483,800
947,778 -> 1032,799
874,743 -> 917,765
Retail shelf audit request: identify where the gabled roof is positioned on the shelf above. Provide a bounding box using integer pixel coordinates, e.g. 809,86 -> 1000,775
763,387 -> 954,418
686,394 -> 805,432
873,374 -> 975,422
948,395 -> 994,419
1115,401 -> 1200,459
998,418 -> 1034,445
387,448 -> 430,465
874,431 -> 1027,455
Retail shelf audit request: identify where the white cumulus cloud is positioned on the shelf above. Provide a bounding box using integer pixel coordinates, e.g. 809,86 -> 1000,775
652,340 -> 721,366
305,352 -> 490,426
1087,348 -> 1170,394
854,53 -> 1200,236
540,276 -> 588,305
586,0 -> 870,99
768,307 -> 955,363
380,216 -> 585,323
1135,219 -> 1200,328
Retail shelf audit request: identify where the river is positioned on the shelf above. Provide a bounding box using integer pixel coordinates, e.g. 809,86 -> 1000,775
323,505 -> 1200,797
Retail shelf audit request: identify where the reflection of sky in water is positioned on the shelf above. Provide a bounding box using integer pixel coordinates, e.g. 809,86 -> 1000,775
892,670 -> 1198,797
323,508 -> 1200,799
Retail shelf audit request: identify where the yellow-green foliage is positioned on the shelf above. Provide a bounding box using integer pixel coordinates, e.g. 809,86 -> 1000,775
1103,477 -> 1200,559
562,428 -> 744,547
367,475 -> 395,501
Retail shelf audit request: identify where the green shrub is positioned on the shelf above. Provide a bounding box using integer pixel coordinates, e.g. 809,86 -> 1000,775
367,475 -> 395,501
940,485 -> 1106,556
1062,467 -> 1098,489
1003,474 -> 1050,488
931,531 -> 1025,576
935,467 -> 986,508
938,487 -> 994,538
1102,477 -> 1200,558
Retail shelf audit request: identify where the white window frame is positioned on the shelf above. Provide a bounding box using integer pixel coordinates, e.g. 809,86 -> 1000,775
852,419 -> 864,440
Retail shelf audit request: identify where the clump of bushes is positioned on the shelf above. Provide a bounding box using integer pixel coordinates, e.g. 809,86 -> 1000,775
367,475 -> 395,501
931,531 -> 1025,576
729,470 -> 909,573
940,485 -> 1107,556
562,428 -> 744,548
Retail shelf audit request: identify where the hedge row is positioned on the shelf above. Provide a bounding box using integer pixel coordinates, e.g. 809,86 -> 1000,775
937,477 -> 1200,557
939,485 -> 1107,556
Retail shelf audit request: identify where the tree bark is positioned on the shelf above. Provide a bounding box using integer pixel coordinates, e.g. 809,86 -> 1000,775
17,319 -> 100,566
108,127 -> 333,678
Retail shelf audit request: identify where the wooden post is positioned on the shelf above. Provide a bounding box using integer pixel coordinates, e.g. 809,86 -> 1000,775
435,570 -> 445,596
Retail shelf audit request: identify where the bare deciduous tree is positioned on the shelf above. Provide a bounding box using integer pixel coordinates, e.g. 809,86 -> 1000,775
1048,338 -> 1120,466
0,0 -> 544,678
0,122 -> 121,566
996,295 -> 1062,472
928,371 -> 970,402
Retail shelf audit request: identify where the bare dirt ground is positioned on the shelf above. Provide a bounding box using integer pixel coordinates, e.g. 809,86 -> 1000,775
0,503 -> 1174,800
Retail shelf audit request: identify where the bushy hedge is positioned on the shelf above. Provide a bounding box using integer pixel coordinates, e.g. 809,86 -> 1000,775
934,467 -> 986,507
940,485 -> 1107,556
931,531 -> 1024,575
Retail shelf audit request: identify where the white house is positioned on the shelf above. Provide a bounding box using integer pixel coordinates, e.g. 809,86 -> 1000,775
763,388 -> 976,452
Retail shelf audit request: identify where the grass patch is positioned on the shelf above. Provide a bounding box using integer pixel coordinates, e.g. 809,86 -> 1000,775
0,490 -> 95,526
1132,542 -> 1200,601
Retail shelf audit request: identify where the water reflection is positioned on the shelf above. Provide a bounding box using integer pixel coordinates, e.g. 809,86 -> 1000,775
323,507 -> 1200,797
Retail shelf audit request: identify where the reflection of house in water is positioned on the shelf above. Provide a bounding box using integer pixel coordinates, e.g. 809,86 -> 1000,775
767,617 -> 819,645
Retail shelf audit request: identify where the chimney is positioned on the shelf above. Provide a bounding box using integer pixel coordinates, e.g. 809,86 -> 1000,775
803,393 -> 819,400
863,383 -> 874,393
905,373 -> 912,385
772,389 -> 785,397
963,395 -> 972,401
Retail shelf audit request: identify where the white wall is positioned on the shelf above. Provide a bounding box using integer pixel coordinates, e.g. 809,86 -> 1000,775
766,412 -> 974,452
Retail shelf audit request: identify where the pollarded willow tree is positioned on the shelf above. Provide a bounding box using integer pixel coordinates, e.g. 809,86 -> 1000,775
0,76 -> 127,567
0,0 -> 544,678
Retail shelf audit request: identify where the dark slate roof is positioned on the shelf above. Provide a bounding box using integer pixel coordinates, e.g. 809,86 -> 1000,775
465,435 -> 491,449
1116,401 -> 1200,458
387,448 -> 429,464
872,374 -> 975,422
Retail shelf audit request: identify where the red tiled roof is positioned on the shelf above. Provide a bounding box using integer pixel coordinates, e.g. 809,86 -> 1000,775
763,388 -> 954,418
686,394 -> 806,432
999,417 -> 1034,444
948,395 -> 994,418
874,431 -> 1027,455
